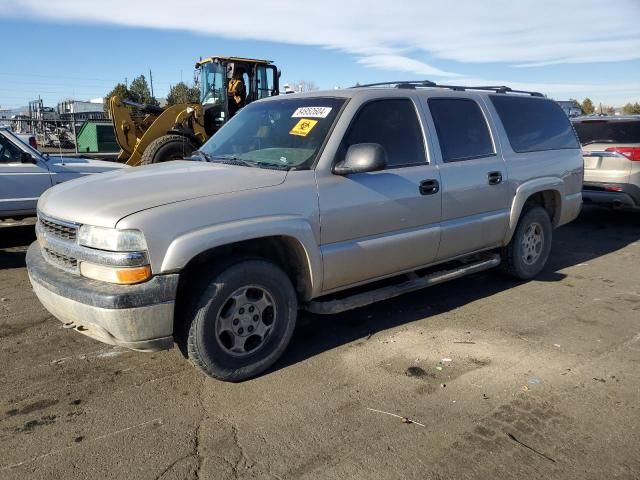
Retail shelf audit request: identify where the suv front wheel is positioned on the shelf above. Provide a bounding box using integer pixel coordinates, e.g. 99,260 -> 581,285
186,259 -> 298,381
500,206 -> 553,280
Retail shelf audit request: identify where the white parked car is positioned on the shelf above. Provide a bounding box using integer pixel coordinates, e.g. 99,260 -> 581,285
0,127 -> 125,220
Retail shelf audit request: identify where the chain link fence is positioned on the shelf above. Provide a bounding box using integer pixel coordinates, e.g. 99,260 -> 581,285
0,115 -> 119,159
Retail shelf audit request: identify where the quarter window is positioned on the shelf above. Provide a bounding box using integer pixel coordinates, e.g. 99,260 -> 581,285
428,98 -> 494,162
343,99 -> 426,168
490,95 -> 579,152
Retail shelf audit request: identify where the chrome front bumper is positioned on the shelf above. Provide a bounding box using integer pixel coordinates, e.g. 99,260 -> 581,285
26,242 -> 178,352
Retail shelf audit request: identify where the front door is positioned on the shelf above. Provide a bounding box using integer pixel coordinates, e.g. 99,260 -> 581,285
255,64 -> 279,100
422,97 -> 510,260
317,98 -> 442,292
0,132 -> 52,216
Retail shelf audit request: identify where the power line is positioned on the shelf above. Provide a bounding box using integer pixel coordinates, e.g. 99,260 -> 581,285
0,71 -> 124,83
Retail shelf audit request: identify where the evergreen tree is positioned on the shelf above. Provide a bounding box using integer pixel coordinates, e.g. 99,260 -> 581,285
622,102 -> 640,114
581,98 -> 595,114
103,83 -> 131,114
129,75 -> 159,106
166,82 -> 200,105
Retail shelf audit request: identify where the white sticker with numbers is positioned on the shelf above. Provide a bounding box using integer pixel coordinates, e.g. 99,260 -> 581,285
291,106 -> 333,118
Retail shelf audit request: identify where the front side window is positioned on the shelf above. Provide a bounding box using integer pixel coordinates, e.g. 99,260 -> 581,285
343,99 -> 426,168
199,97 -> 346,169
0,135 -> 23,164
490,95 -> 579,152
428,98 -> 495,162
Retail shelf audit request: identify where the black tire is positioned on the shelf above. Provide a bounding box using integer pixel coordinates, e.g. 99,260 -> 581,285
139,134 -> 197,165
500,206 -> 553,280
186,259 -> 298,381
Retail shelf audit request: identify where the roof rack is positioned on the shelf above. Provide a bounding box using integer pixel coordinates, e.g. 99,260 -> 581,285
351,80 -> 544,97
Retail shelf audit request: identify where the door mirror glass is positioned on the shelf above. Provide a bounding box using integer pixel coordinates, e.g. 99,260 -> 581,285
334,143 -> 387,175
20,151 -> 36,164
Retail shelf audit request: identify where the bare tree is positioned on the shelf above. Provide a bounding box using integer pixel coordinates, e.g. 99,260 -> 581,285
289,80 -> 320,93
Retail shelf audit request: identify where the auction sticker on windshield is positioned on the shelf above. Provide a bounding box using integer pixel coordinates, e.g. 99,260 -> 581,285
292,107 -> 332,118
290,118 -> 318,136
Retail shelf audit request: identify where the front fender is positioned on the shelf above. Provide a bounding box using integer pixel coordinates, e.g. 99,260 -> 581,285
504,177 -> 564,244
160,215 -> 323,298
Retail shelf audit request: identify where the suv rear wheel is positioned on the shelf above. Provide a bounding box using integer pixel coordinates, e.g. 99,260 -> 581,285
186,259 -> 297,381
500,206 -> 552,280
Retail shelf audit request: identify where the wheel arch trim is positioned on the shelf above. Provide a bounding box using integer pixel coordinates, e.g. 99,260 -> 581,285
504,177 -> 565,244
161,215 -> 322,299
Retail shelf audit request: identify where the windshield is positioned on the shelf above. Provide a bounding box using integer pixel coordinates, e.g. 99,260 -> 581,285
199,97 -> 346,169
200,62 -> 226,106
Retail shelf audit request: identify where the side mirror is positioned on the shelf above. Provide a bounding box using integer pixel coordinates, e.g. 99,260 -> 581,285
20,151 -> 37,164
333,143 -> 387,175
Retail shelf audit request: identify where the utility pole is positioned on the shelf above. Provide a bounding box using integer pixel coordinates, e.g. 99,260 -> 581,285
125,77 -> 128,88
71,112 -> 78,154
149,69 -> 154,98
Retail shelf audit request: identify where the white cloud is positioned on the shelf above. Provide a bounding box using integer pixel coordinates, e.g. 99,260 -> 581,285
436,76 -> 640,103
1,0 -> 639,102
2,0 -> 639,66
356,55 -> 462,77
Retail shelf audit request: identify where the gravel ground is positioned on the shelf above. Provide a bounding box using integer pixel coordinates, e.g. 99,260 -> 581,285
0,207 -> 639,480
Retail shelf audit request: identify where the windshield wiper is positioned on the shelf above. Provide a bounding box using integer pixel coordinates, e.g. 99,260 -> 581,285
198,152 -> 290,170
582,139 -> 615,146
207,155 -> 262,168
192,150 -> 211,162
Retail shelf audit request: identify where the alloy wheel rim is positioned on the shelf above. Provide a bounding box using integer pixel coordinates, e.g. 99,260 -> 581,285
215,285 -> 276,357
521,222 -> 544,265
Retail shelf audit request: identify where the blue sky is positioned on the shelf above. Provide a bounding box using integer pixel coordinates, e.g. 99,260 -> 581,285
0,0 -> 639,109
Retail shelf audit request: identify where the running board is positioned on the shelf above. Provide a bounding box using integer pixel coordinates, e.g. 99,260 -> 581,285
304,253 -> 501,315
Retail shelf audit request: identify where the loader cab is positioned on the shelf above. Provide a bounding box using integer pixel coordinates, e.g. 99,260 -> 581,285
196,56 -> 280,135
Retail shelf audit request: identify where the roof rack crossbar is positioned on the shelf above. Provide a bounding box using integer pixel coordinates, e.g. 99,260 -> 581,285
352,80 -> 437,88
351,80 -> 544,97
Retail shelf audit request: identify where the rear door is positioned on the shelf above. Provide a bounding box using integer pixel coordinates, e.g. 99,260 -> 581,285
421,96 -> 509,260
0,131 -> 52,216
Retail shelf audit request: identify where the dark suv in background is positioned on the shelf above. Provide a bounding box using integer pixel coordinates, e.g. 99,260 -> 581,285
572,116 -> 640,210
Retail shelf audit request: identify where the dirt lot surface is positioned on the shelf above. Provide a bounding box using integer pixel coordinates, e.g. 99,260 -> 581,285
1,208 -> 639,480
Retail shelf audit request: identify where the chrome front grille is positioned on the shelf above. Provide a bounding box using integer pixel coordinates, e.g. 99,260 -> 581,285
36,214 -> 149,275
39,216 -> 78,241
37,214 -> 80,274
43,247 -> 79,272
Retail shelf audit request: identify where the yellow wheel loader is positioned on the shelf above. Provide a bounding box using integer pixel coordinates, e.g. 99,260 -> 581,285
110,56 -> 280,166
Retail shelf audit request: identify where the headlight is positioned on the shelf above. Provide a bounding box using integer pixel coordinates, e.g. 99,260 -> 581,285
78,225 -> 147,252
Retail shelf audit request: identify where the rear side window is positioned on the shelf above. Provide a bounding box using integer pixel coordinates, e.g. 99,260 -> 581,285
428,98 -> 494,162
490,95 -> 579,152
573,120 -> 640,145
344,99 -> 426,168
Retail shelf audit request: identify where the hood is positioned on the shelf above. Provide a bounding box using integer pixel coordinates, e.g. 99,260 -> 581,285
39,160 -> 288,228
47,155 -> 126,175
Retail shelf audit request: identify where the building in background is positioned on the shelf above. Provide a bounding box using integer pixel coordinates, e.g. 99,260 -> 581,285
57,99 -> 106,122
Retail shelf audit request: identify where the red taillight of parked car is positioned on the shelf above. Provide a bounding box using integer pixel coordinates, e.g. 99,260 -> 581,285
29,136 -> 37,149
605,147 -> 640,161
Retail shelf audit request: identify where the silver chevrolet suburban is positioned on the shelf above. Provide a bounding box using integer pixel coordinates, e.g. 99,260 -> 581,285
26,82 -> 583,381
